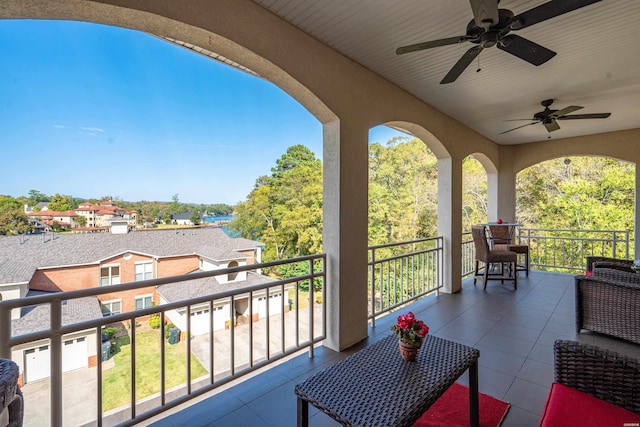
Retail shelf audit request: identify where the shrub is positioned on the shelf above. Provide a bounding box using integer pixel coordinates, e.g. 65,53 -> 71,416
149,314 -> 161,329
103,327 -> 117,339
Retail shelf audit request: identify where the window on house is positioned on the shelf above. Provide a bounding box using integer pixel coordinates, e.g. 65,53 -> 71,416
101,300 -> 122,316
134,295 -> 153,310
100,265 -> 120,286
135,261 -> 153,281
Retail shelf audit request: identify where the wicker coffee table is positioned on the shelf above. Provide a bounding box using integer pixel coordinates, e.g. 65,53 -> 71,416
294,334 -> 480,427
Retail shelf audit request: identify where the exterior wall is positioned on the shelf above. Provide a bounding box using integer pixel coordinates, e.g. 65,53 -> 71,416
200,258 -> 248,283
157,255 -> 200,277
30,265 -> 97,293
0,283 -> 28,320
29,253 -> 200,313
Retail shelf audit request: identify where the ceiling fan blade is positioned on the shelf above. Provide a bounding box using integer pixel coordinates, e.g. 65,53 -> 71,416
509,0 -> 602,30
440,45 -> 483,84
469,0 -> 499,29
552,105 -> 583,117
500,122 -> 538,134
498,34 -> 556,66
396,36 -> 469,55
544,120 -> 561,132
558,112 -> 612,120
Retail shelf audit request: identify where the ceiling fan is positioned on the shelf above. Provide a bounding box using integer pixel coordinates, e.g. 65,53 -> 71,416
500,99 -> 612,134
395,0 -> 602,84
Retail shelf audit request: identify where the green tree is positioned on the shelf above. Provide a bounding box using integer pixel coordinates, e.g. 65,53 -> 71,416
0,195 -> 30,235
190,210 -> 201,226
368,137 -> 438,245
462,156 -> 488,230
170,194 -> 180,214
517,157 -> 634,231
75,215 -> 87,227
230,145 -> 322,260
206,203 -> 233,216
48,193 -> 77,211
0,210 -> 31,235
27,189 -> 49,206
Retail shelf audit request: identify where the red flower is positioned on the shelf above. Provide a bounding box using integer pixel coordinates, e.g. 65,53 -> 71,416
416,321 -> 429,337
391,311 -> 429,348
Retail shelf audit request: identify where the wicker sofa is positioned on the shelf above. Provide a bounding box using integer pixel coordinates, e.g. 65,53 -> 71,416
539,340 -> 640,426
576,256 -> 640,344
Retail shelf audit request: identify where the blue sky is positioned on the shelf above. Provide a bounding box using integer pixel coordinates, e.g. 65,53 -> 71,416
1,20 -> 406,205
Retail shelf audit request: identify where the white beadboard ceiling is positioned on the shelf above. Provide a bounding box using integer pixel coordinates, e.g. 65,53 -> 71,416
251,0 -> 640,145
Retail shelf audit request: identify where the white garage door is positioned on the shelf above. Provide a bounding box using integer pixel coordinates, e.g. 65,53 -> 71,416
63,337 -> 88,372
25,345 -> 50,383
189,308 -> 211,336
24,337 -> 88,383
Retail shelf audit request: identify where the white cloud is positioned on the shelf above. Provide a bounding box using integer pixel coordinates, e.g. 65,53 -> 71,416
52,124 -> 66,128
81,127 -> 104,133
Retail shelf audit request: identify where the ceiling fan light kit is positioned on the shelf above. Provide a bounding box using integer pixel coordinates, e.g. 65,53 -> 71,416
396,0 -> 603,84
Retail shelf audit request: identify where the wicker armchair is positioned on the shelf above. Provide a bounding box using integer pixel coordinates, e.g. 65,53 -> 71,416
592,267 -> 640,284
553,340 -> 640,414
575,274 -> 640,344
586,256 -> 633,272
0,359 -> 23,427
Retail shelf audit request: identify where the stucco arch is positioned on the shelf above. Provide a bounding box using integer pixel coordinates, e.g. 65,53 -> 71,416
384,121 -> 450,159
466,152 -> 498,175
512,129 -> 640,174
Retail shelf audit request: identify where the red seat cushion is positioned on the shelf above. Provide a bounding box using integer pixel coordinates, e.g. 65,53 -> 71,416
539,383 -> 640,427
585,270 -> 592,276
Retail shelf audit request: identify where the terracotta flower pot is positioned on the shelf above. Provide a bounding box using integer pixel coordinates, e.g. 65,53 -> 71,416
398,340 -> 419,361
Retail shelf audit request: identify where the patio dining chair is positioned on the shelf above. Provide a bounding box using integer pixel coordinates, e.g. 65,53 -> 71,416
488,224 -> 530,277
471,225 -> 518,290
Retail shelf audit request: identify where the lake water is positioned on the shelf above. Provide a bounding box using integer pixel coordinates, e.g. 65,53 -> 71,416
203,215 -> 239,237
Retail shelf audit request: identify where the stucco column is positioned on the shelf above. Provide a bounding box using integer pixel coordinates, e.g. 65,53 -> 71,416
488,147 -> 516,222
438,156 -> 463,293
322,120 -> 369,351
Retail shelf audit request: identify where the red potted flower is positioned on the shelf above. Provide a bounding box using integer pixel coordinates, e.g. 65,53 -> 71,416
390,311 -> 429,361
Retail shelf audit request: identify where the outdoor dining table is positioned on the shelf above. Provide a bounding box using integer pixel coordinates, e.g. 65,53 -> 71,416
478,223 -> 523,247
294,334 -> 480,427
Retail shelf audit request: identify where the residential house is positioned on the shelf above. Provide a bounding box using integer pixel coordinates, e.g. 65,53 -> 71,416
75,200 -> 138,229
0,226 -> 268,384
27,209 -> 77,230
171,211 -> 201,226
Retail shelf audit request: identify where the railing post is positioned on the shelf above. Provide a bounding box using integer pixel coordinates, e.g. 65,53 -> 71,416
370,247 -> 376,329
308,258 -> 315,358
612,231 -> 618,258
51,298 -> 63,427
0,303 -> 11,359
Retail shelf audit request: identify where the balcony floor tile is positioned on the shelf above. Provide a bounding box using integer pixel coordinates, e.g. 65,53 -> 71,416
144,270 -> 639,427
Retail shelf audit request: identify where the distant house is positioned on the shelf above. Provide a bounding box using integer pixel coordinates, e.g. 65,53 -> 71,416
27,209 -> 77,230
0,227 -> 267,384
75,200 -> 137,229
171,211 -> 202,226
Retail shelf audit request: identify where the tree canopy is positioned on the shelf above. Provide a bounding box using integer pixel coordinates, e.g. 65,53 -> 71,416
230,145 -> 322,260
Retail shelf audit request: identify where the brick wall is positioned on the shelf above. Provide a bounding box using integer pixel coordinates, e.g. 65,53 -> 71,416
29,253 -> 200,313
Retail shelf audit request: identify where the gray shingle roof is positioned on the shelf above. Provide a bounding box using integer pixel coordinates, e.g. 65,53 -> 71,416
0,227 -> 263,284
12,290 -> 103,336
156,271 -> 273,303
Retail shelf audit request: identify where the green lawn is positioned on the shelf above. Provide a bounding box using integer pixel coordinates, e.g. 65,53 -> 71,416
101,329 -> 208,411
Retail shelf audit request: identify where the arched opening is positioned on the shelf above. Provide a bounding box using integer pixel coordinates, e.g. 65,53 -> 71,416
227,260 -> 239,281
